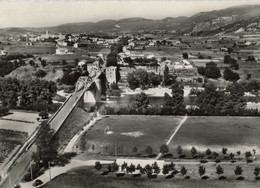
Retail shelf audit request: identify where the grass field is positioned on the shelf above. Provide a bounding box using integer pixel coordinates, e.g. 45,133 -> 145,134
169,116 -> 260,157
78,115 -> 184,157
0,111 -> 39,135
42,165 -> 260,188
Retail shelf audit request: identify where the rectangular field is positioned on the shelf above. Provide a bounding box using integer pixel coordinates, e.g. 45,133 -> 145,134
79,115 -> 184,156
0,111 -> 39,135
169,116 -> 260,156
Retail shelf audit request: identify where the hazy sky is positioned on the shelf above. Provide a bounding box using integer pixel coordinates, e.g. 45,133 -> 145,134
0,1 -> 259,28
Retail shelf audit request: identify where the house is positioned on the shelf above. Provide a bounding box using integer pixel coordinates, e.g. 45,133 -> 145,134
57,40 -> 68,47
106,66 -> 117,84
78,60 -> 87,67
56,48 -> 69,55
0,50 -> 8,56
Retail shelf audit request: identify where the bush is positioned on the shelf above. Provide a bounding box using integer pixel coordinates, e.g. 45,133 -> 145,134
202,176 -> 209,180
35,69 -> 47,78
219,176 -> 227,180
236,176 -> 245,180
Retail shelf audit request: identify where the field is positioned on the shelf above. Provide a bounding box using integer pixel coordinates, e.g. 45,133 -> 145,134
42,165 -> 260,188
78,115 -> 184,156
2,43 -> 56,55
0,111 -> 39,135
0,129 -> 27,164
169,116 -> 260,157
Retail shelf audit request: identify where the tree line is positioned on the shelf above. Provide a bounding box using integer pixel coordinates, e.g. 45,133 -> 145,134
0,77 -> 59,112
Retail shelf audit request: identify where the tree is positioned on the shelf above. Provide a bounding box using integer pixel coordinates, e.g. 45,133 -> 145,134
160,144 -> 169,154
234,166 -> 243,177
198,165 -> 206,177
216,165 -> 224,177
133,146 -> 137,153
39,111 -> 48,119
145,146 -> 153,155
245,151 -> 252,160
237,151 -> 241,157
229,153 -> 235,160
0,105 -> 9,116
121,162 -> 128,171
183,52 -> 189,59
134,92 -> 149,111
206,148 -> 212,156
95,161 -> 102,171
163,65 -> 176,86
180,166 -> 187,176
152,162 -> 160,174
144,164 -> 153,178
162,165 -> 169,175
35,69 -> 47,78
176,145 -> 183,157
29,60 -> 36,67
212,151 -> 219,159
32,123 -> 58,167
129,163 -> 136,173
111,162 -> 119,172
222,148 -> 228,155
170,82 -> 185,113
223,68 -> 240,82
41,59 -> 47,67
197,66 -> 206,76
254,167 -> 260,178
191,147 -> 198,158
204,62 -> 221,79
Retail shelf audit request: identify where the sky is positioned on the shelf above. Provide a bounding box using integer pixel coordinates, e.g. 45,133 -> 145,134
0,1 -> 260,28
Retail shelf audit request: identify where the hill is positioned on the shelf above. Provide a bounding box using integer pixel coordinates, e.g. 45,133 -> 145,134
1,4 -> 260,36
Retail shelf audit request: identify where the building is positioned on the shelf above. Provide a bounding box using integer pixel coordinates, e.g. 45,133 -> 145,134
56,48 -> 69,55
106,66 -> 117,84
0,50 -> 8,56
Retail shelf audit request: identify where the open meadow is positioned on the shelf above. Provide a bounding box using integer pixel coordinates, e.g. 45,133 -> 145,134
168,116 -> 260,157
78,115 -> 184,157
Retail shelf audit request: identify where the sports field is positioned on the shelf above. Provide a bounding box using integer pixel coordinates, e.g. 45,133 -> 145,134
169,116 -> 260,157
78,115 -> 184,156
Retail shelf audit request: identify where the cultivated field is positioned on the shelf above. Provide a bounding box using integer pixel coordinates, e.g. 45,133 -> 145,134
78,115 -> 184,156
0,129 -> 27,164
169,116 -> 260,157
42,165 -> 260,188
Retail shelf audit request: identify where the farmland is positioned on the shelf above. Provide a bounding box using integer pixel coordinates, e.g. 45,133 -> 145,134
169,116 -> 260,157
0,129 -> 27,164
42,165 -> 260,188
77,115 -> 184,157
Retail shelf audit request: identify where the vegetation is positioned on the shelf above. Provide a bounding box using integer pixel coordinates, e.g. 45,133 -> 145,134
0,105 -> 9,116
127,69 -> 162,90
0,77 -> 58,112
197,62 -> 221,79
223,68 -> 240,82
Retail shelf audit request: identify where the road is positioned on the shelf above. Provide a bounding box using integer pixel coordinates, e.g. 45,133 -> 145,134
1,145 -> 36,188
156,115 -> 188,160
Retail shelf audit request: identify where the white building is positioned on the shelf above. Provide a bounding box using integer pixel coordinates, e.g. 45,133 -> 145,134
0,50 -> 8,56
56,48 -> 69,55
106,66 -> 117,84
